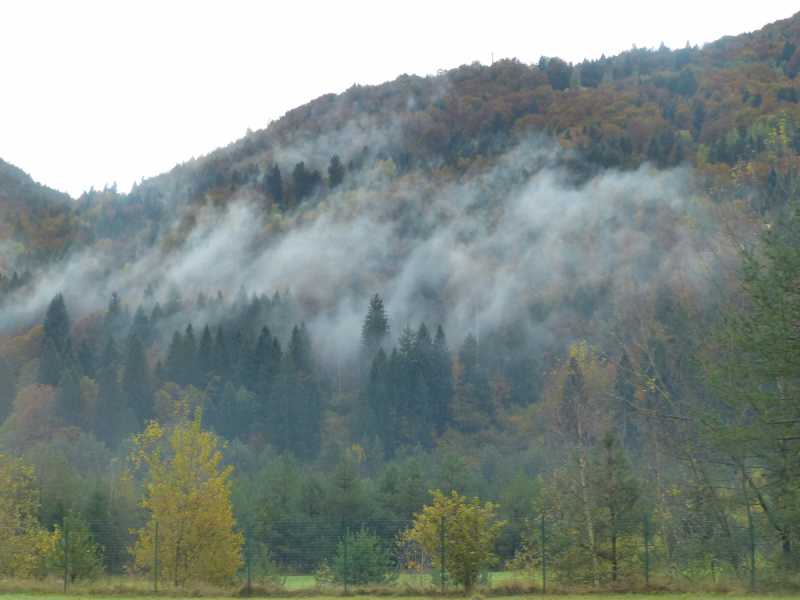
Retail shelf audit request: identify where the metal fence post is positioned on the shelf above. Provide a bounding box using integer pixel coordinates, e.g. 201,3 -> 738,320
155,521 -> 159,593
63,517 -> 69,593
343,518 -> 348,594
644,514 -> 649,586
441,516 -> 445,593
541,514 -> 546,594
749,513 -> 755,590
246,520 -> 251,592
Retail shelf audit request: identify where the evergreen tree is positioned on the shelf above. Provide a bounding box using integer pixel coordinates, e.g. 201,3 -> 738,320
38,337 -> 62,387
93,364 -> 122,447
0,356 -> 16,424
288,324 -> 312,374
264,164 -> 284,207
327,155 -> 345,188
43,293 -> 70,352
198,325 -> 214,386
165,331 -> 184,385
97,336 -> 118,374
430,325 -> 453,434
130,304 -> 150,345
103,292 -> 123,338
77,337 -> 96,381
360,294 -> 389,372
54,369 -> 85,428
121,334 -> 153,427
183,323 -> 199,387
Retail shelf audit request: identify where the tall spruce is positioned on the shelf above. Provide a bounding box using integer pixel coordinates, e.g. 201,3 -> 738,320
121,334 -> 153,426
43,293 -> 70,352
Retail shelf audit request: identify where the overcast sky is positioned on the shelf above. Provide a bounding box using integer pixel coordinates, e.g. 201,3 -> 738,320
1,1 -> 797,198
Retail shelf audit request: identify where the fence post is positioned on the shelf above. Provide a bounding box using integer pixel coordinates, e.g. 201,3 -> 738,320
154,521 -> 159,592
343,518 -> 348,594
749,513 -> 755,590
246,520 -> 251,593
541,514 -> 546,594
643,514 -> 649,587
63,517 -> 69,594
441,516 -> 445,593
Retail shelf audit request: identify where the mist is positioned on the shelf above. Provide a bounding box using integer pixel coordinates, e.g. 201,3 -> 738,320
2,127 -> 705,384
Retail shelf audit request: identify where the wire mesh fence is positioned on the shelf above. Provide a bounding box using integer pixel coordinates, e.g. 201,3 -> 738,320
39,510 -> 790,593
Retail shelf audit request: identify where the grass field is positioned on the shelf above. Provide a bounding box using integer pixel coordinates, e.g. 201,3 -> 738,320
0,595 -> 791,600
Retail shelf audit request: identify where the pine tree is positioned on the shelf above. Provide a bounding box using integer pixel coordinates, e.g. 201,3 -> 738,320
360,294 -> 390,372
43,293 -> 70,352
327,155 -> 345,188
198,325 -> 214,386
0,356 -> 16,424
264,164 -> 284,207
54,369 -> 85,428
38,337 -> 62,387
183,324 -> 199,387
77,337 -> 96,381
104,292 -> 123,338
121,334 -> 153,427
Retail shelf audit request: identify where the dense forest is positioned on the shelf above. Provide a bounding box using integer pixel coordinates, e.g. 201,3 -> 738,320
1,10 -> 800,586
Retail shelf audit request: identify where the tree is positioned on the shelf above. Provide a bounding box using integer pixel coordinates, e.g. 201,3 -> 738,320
131,403 -> 243,586
0,454 -> 47,576
47,510 -> 104,582
121,334 -> 153,427
263,164 -> 284,207
329,525 -> 398,586
703,195 -> 800,566
43,293 -> 70,352
360,294 -> 390,373
37,337 -> 62,387
405,490 -> 505,592
54,368 -> 85,428
327,155 -> 345,188
0,357 -> 15,424
547,57 -> 572,92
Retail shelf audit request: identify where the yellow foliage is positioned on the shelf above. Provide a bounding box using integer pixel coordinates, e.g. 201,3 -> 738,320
404,489 -> 505,591
130,402 -> 242,587
0,454 -> 48,576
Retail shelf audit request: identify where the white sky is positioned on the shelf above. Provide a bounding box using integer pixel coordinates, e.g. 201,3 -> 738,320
1,1 -> 797,198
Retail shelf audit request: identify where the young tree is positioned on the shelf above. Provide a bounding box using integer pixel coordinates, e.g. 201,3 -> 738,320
329,525 -> 398,586
47,511 -> 105,582
405,490 -> 505,592
0,455 -> 48,576
131,403 -> 243,586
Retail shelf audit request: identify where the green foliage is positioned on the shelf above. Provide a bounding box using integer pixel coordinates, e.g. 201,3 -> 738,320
0,454 -> 47,576
405,490 -> 505,591
328,525 -> 398,586
46,510 -> 105,582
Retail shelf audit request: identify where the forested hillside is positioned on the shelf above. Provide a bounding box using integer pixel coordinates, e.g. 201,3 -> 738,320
1,11 -> 800,585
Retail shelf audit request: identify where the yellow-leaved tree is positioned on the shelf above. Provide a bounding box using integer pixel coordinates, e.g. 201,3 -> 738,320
130,403 -> 242,587
403,490 -> 505,592
0,454 -> 48,576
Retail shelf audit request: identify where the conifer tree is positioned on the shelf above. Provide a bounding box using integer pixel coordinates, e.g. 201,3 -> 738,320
54,369 -> 84,428
327,155 -> 345,188
43,293 -> 70,352
121,334 -> 153,427
77,337 -> 96,381
198,325 -> 214,386
0,356 -> 16,424
38,337 -> 62,387
360,294 -> 389,371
